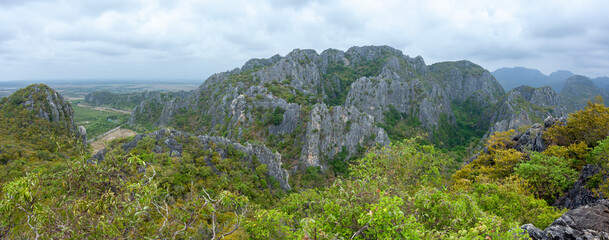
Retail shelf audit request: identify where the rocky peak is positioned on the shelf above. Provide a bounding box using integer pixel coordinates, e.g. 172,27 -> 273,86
126,45 -> 574,171
2,83 -> 77,134
344,45 -> 403,64
241,54 -> 282,72
429,60 -> 504,104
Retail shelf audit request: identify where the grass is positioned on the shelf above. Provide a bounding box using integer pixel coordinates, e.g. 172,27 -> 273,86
72,101 -> 131,139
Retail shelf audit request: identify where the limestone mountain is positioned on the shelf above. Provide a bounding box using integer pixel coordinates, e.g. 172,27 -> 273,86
2,84 -> 77,132
488,85 -> 567,137
561,75 -> 609,112
0,84 -> 86,181
492,67 -> 573,92
125,46 -> 552,172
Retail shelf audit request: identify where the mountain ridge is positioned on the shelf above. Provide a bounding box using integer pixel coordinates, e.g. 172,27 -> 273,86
120,45 -> 563,172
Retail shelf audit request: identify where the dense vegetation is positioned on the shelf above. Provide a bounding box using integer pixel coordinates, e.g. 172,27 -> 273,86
2,80 -> 609,238
0,85 -> 87,183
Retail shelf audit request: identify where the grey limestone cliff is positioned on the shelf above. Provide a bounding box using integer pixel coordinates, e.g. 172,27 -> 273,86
126,45 -> 551,172
301,104 -> 389,170
522,199 -> 609,239
488,86 -> 567,136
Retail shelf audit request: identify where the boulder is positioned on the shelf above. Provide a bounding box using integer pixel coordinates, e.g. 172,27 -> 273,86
522,199 -> 609,239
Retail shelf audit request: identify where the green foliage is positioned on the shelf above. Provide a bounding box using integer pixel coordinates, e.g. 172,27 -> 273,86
244,139 -> 533,239
72,101 -> 130,138
434,100 -> 490,149
545,100 -> 609,147
378,105 -> 425,142
589,137 -> 609,197
514,152 -> 578,202
453,130 -> 525,187
269,106 -> 285,125
245,209 -> 296,239
328,146 -> 349,176
322,55 -> 390,106
0,154 -> 250,239
469,180 -> 566,229
350,138 -> 449,190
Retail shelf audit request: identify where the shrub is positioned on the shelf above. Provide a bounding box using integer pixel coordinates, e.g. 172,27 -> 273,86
514,152 -> 578,202
545,100 -> 609,147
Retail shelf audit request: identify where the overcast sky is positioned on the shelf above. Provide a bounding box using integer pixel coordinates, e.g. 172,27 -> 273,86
1,0 -> 608,81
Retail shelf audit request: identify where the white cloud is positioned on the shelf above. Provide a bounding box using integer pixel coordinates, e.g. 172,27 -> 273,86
0,0 -> 608,80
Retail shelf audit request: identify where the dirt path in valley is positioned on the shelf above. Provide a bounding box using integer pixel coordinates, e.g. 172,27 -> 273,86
91,127 -> 138,154
77,103 -> 133,114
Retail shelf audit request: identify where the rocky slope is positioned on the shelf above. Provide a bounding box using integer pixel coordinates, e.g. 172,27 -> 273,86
2,84 -> 78,133
0,84 -> 86,173
487,86 -> 567,137
92,128 -> 291,190
522,199 -> 609,239
125,46 -> 569,171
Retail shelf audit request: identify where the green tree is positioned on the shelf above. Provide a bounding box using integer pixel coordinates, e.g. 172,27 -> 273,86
514,152 -> 578,203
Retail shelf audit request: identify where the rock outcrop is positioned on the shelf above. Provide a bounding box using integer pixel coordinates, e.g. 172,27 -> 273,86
488,86 -> 567,137
301,104 -> 389,169
555,164 -> 606,209
522,200 -> 609,239
2,84 -> 77,134
91,129 -> 291,190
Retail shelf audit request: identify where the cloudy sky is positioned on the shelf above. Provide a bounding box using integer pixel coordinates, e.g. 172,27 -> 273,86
1,0 -> 608,81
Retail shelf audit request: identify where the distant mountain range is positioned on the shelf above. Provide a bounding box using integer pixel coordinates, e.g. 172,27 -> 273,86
492,67 -> 609,93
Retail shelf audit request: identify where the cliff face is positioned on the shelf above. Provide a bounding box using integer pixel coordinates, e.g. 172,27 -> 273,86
488,86 -> 567,136
126,46 -> 519,171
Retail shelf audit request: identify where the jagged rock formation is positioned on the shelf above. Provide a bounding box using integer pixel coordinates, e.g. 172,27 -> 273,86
91,129 -> 291,190
555,164 -> 606,209
301,104 -> 389,170
522,200 -> 609,239
127,46 -> 512,170
512,123 -> 546,152
488,86 -> 567,137
2,84 -> 78,133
